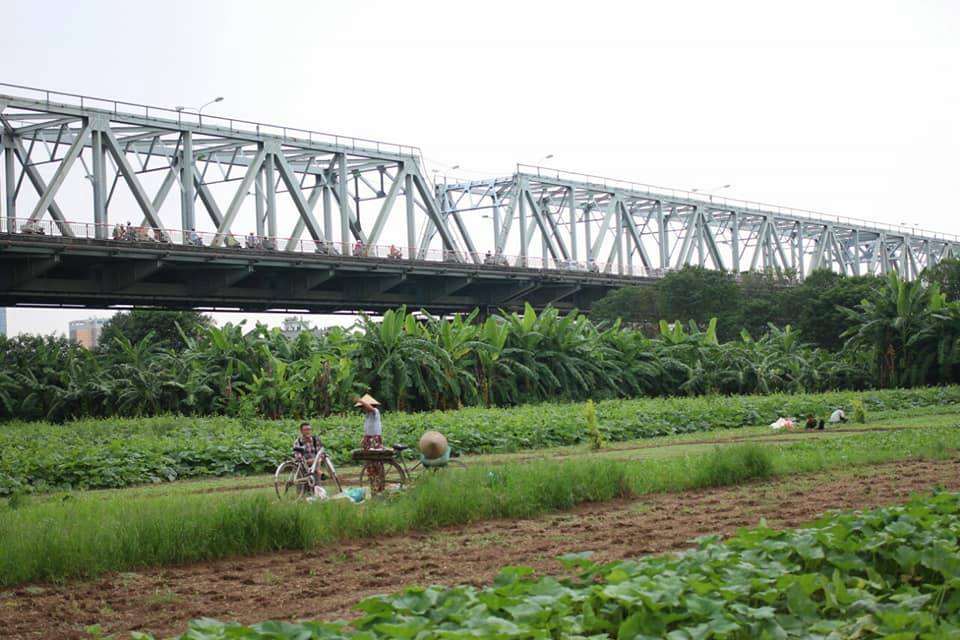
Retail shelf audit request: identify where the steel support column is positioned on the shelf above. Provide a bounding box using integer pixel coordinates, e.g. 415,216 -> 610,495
404,172 -> 415,260
795,223 -> 804,277
615,200 -> 624,275
254,170 -> 265,238
264,154 -> 277,242
695,212 -> 705,267
489,197 -> 500,256
335,154 -> 349,255
852,230 -> 860,276
90,128 -> 107,239
180,130 -> 195,232
4,136 -> 15,233
657,203 -> 667,269
731,212 -> 740,273
518,181 -> 528,267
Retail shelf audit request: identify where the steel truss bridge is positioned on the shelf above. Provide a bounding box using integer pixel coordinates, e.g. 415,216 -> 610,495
1,83 -> 957,314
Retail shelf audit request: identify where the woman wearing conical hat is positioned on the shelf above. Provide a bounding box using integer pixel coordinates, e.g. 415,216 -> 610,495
354,393 -> 384,492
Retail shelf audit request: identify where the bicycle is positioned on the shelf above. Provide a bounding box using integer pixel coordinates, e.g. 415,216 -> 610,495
352,444 -> 467,493
352,446 -> 409,493
274,445 -> 342,500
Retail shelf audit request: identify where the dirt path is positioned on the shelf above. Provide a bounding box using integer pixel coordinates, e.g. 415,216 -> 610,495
3,457 -> 958,639
476,424 -> 922,465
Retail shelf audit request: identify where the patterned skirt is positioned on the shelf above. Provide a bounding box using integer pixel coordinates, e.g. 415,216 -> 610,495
361,434 -> 384,492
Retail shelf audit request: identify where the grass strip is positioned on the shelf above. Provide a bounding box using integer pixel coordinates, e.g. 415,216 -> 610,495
2,422 -> 959,587
70,410 -> 957,502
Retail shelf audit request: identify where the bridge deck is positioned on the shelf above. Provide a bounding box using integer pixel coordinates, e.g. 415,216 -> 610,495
0,233 -> 652,314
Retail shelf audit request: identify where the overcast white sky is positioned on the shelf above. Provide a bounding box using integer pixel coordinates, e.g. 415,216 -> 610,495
2,0 -> 959,336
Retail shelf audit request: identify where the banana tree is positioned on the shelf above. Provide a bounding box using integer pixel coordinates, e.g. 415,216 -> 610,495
354,307 -> 451,411
107,332 -> 179,416
843,271 -> 939,387
242,357 -> 299,419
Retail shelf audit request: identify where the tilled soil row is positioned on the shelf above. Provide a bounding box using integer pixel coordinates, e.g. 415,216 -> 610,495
3,456 -> 958,639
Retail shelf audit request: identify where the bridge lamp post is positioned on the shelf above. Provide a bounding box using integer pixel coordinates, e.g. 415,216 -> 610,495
198,97 -> 224,114
433,165 -> 460,186
174,96 -> 225,116
691,184 -> 731,202
900,222 -> 919,236
521,154 -> 554,172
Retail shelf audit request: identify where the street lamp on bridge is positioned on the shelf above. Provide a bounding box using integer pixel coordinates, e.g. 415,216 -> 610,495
691,183 -> 731,202
432,165 -> 460,186
174,96 -> 224,115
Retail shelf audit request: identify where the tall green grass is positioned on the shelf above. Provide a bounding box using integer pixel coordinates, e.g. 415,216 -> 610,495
0,459 -> 630,586
1,423 -> 959,587
693,444 -> 774,488
0,494 -> 315,585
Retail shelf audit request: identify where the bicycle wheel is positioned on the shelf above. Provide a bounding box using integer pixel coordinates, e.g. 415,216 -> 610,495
274,460 -> 311,500
406,460 -> 424,482
359,460 -> 407,494
318,455 -> 343,495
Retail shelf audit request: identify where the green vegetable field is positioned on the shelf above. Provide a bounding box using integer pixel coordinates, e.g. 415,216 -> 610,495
2,385 -> 958,494
106,490 -> 960,639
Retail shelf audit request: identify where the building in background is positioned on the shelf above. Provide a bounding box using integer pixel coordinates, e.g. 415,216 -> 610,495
280,316 -> 323,340
0,308 -> 6,337
69,318 -> 109,348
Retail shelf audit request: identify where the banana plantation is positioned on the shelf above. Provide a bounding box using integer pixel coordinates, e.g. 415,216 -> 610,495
1,271 -> 959,422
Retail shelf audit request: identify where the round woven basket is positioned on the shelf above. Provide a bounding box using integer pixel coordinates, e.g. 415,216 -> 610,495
419,431 -> 449,460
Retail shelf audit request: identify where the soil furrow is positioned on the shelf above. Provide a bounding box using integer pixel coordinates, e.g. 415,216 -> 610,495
2,456 -> 957,639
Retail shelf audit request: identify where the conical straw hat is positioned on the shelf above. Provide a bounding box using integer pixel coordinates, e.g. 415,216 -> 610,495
354,393 -> 381,407
419,430 -> 448,459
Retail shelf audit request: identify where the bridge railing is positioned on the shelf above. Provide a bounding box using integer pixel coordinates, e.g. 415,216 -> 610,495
0,82 -> 424,160
518,164 -> 960,243
1,217 -> 630,277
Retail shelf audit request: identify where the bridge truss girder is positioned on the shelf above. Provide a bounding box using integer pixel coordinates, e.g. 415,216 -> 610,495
1,82 -> 958,316
0,91 -> 471,263
441,169 -> 959,280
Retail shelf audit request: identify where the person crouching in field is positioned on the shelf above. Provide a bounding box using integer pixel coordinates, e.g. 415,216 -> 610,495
355,394 -> 384,492
828,408 -> 848,425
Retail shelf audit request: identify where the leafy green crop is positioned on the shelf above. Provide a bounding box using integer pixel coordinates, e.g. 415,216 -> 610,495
128,491 -> 960,639
2,386 -> 958,494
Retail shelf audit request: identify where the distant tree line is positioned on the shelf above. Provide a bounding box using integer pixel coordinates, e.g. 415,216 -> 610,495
0,261 -> 959,422
594,260 -> 960,350
591,267 -> 877,350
